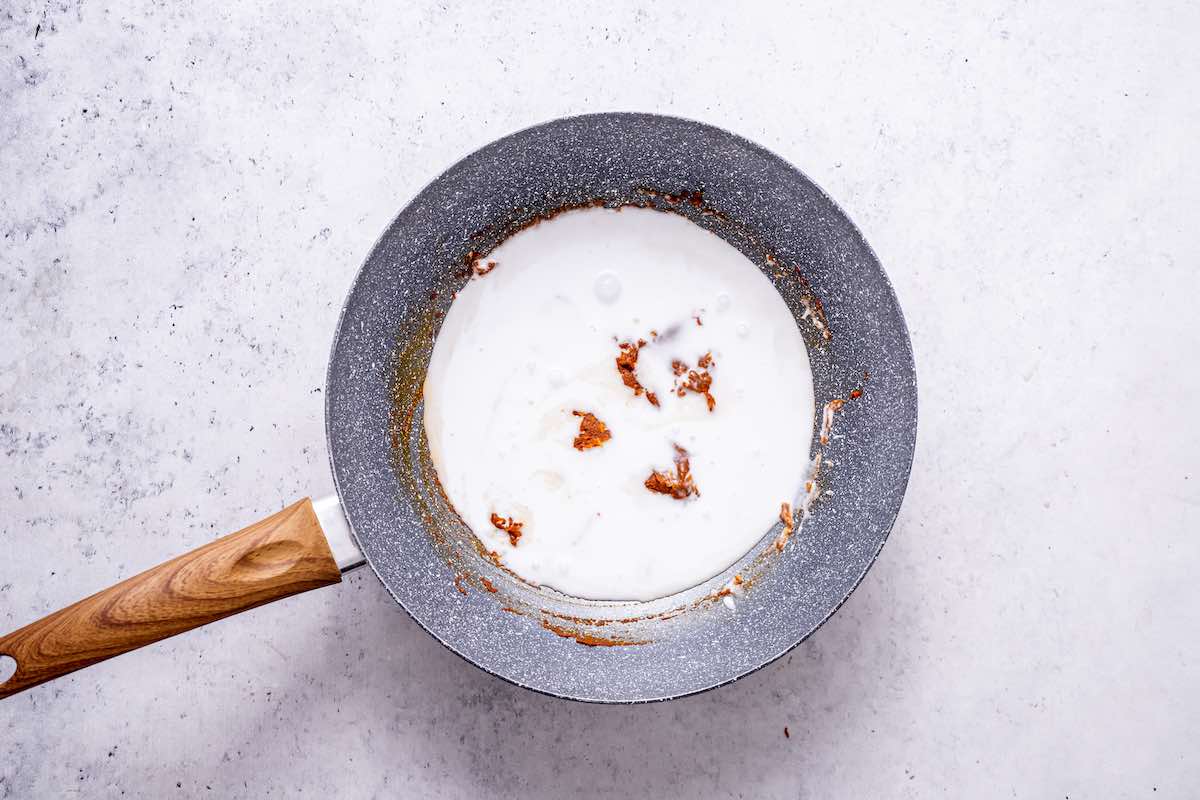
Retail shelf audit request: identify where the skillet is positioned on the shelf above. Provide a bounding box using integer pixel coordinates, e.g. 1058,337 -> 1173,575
0,113 -> 916,703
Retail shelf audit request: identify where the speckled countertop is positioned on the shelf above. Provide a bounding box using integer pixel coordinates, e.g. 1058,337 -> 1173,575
2,2 -> 1198,797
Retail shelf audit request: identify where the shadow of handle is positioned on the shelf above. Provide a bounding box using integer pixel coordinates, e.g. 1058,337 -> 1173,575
0,498 -> 342,699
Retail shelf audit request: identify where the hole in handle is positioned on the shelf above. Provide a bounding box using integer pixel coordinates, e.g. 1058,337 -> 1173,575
0,654 -> 15,686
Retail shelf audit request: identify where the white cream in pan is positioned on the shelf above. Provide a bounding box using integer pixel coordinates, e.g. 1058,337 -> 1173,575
423,207 -> 815,601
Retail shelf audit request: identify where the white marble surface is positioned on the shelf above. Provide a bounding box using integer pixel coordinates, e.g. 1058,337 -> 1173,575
2,1 -> 1198,796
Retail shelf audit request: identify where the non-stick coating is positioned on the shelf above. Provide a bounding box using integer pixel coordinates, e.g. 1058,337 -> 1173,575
325,113 -> 917,702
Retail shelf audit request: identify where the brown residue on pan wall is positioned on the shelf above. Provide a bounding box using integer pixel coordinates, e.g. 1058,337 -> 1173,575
775,502 -> 796,552
637,187 -> 705,209
800,295 -> 832,341
476,197 -> 612,247
819,398 -> 845,446
540,619 -> 649,647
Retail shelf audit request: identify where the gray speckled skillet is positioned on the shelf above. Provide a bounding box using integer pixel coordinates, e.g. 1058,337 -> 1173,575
0,113 -> 915,705
325,112 -> 916,703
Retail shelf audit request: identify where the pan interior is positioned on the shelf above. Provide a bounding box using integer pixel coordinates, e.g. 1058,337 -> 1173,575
325,113 -> 917,702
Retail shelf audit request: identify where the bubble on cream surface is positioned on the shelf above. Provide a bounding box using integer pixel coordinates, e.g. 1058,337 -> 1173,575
423,207 -> 815,601
594,271 -> 622,304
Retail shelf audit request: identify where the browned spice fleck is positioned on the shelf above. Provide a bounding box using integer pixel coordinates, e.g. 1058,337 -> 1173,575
694,314 -> 703,326
684,369 -> 715,411
616,340 -> 659,407
453,575 -> 468,595
490,513 -> 524,547
572,410 -> 612,450
784,726 -> 790,739
480,576 -> 498,593
850,388 -> 863,399
645,444 -> 699,499
673,353 -> 716,411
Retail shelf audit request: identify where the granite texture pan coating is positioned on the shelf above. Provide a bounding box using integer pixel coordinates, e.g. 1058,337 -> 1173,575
325,113 -> 917,702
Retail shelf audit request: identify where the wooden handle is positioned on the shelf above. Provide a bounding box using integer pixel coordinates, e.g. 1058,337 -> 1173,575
0,498 -> 341,699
